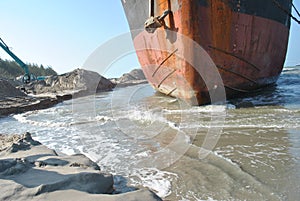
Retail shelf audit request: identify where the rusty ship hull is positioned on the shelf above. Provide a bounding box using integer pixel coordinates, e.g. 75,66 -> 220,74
121,0 -> 292,105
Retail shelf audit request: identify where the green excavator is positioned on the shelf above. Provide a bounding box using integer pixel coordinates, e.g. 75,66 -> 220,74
0,37 -> 44,83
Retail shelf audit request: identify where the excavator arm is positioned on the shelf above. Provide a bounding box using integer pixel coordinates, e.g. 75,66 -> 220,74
0,37 -> 32,83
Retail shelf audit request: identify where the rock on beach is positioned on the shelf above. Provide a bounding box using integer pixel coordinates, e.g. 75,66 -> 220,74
0,132 -> 162,201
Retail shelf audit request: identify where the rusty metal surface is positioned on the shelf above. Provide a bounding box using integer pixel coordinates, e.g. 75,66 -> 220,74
122,0 -> 292,105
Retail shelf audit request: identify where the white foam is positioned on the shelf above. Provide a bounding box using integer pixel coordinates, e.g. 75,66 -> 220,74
213,151 -> 239,167
13,113 -> 70,127
135,150 -> 151,157
179,193 -> 217,201
114,105 -> 182,133
60,146 -> 76,155
163,104 -> 228,114
95,115 -> 113,122
130,168 -> 178,198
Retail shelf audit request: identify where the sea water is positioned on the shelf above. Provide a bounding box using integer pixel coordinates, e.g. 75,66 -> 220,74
1,66 -> 299,200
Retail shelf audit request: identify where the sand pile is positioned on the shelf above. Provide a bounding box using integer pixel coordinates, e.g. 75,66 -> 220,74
118,69 -> 146,83
25,68 -> 116,96
0,78 -> 69,116
0,132 -> 162,201
0,78 -> 26,100
0,68 -> 148,116
111,69 -> 147,87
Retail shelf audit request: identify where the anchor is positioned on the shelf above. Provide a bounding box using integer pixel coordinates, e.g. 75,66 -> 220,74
144,10 -> 171,33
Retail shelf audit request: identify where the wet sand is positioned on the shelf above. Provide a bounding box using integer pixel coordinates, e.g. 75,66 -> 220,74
0,132 -> 162,201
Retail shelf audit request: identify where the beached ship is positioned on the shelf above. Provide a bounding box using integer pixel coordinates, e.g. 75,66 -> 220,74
121,0 -> 292,105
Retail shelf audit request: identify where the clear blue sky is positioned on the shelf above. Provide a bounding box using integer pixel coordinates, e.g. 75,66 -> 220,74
0,0 -> 300,78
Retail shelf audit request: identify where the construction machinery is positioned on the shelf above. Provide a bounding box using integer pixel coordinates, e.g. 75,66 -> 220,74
0,37 -> 39,83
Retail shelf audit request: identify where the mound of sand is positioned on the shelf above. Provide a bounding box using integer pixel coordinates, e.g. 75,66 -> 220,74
25,69 -> 116,96
0,77 -> 73,116
111,69 -> 147,87
0,78 -> 26,100
0,133 -> 162,201
118,69 -> 146,83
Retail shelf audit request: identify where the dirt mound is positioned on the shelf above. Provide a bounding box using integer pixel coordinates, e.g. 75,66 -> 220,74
25,68 -> 115,96
111,68 -> 147,87
117,68 -> 146,83
0,78 -> 26,100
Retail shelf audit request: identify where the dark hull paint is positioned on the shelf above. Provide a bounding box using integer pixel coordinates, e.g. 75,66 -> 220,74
121,0 -> 292,105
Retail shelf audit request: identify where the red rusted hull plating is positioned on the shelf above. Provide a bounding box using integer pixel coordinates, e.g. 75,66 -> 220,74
121,0 -> 292,105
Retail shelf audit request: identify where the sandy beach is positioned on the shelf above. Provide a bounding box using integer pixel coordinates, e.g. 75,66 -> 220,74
0,69 -> 161,201
0,132 -> 162,201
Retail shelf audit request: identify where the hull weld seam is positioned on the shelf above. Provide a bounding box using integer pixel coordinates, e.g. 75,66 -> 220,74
152,48 -> 178,77
208,45 -> 261,71
167,87 -> 177,96
158,69 -> 176,88
224,85 -> 250,93
216,65 -> 257,84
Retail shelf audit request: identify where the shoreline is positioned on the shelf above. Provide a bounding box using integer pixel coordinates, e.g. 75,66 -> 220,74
0,69 -> 162,200
0,132 -> 162,201
0,68 -> 147,117
0,94 -> 72,117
